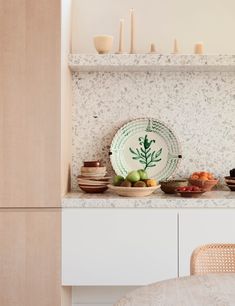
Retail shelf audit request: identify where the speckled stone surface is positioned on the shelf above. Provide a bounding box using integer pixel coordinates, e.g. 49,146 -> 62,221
69,54 -> 235,72
62,191 -> 235,208
71,65 -> 235,191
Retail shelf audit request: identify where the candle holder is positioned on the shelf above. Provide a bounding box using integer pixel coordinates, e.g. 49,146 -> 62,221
194,42 -> 204,54
149,43 -> 157,54
173,39 -> 179,54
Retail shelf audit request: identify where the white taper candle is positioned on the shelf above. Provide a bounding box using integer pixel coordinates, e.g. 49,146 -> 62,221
130,8 -> 136,54
118,19 -> 124,53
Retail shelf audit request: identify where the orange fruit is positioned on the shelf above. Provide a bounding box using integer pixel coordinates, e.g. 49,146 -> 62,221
200,175 -> 208,181
146,179 -> 157,187
200,171 -> 208,177
191,175 -> 199,180
208,173 -> 214,180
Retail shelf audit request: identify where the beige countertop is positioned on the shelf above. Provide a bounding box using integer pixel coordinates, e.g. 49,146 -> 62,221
62,190 -> 235,208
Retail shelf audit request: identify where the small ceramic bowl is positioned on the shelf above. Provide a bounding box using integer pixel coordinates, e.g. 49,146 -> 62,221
79,184 -> 108,193
177,190 -> 206,198
93,35 -> 113,54
160,179 -> 188,194
84,160 -> 101,167
224,176 -> 235,185
188,179 -> 218,191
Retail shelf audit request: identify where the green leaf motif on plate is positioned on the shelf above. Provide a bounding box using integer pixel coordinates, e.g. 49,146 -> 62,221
129,134 -> 162,170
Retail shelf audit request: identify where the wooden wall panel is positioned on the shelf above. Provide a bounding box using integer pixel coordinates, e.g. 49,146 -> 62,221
0,209 -> 61,306
0,0 -> 61,207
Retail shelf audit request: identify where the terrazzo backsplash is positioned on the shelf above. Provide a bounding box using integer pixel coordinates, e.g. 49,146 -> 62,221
71,71 -> 235,191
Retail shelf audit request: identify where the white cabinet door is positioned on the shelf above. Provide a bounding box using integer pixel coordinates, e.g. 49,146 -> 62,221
179,209 -> 235,277
62,209 -> 177,286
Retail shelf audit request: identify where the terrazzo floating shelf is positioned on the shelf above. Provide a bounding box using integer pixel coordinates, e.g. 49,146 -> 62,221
62,191 -> 235,209
69,54 -> 235,72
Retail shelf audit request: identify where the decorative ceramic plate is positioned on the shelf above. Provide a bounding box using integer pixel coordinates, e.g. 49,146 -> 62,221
110,118 -> 182,181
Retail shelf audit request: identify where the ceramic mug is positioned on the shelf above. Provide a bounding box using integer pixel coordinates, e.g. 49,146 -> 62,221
93,35 -> 113,54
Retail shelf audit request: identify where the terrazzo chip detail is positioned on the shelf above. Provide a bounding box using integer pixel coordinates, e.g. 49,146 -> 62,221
71,69 -> 235,191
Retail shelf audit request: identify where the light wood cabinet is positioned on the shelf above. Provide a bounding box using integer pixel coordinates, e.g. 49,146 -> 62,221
0,209 -> 62,306
62,209 -> 178,286
0,0 -> 61,207
0,0 -> 71,304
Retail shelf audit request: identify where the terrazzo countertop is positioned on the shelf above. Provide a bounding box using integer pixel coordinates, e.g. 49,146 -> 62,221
62,191 -> 235,208
69,54 -> 235,72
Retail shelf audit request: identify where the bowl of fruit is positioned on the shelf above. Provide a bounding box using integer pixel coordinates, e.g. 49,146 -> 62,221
108,170 -> 160,197
176,185 -> 206,198
188,172 -> 218,191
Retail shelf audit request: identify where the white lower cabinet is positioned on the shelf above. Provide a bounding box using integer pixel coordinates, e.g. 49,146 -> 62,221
62,209 -> 178,286
179,209 -> 235,276
62,208 -> 235,288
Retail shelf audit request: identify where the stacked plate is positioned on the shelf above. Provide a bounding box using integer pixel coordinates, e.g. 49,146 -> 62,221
81,166 -> 107,178
224,176 -> 235,191
78,161 -> 110,193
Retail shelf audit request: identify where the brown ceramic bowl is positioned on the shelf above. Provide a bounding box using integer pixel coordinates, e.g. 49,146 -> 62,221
160,179 -> 188,194
84,160 -> 101,167
188,179 -> 218,191
224,176 -> 235,185
79,184 -> 108,193
227,185 -> 235,191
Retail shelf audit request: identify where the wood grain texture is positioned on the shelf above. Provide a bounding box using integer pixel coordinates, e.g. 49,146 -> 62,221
0,209 -> 62,306
0,0 -> 61,207
114,274 -> 235,306
61,286 -> 72,306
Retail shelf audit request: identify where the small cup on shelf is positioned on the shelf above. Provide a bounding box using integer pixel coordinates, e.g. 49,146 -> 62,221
93,35 -> 113,54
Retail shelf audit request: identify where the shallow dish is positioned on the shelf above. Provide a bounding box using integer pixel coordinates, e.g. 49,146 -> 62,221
108,184 -> 160,197
160,179 -> 188,194
78,179 -> 109,186
177,190 -> 206,198
78,175 -> 111,180
188,179 -> 218,191
80,172 -> 107,178
81,166 -> 106,174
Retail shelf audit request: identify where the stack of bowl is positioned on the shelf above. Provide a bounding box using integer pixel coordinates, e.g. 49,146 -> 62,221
224,176 -> 235,191
77,161 -> 110,193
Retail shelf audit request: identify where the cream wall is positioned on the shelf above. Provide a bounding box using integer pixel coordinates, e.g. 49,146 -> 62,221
61,0 -> 72,196
72,0 -> 235,54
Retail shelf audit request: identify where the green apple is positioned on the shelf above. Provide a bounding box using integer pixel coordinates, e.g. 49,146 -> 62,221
138,169 -> 148,180
113,175 -> 124,186
126,170 -> 140,183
